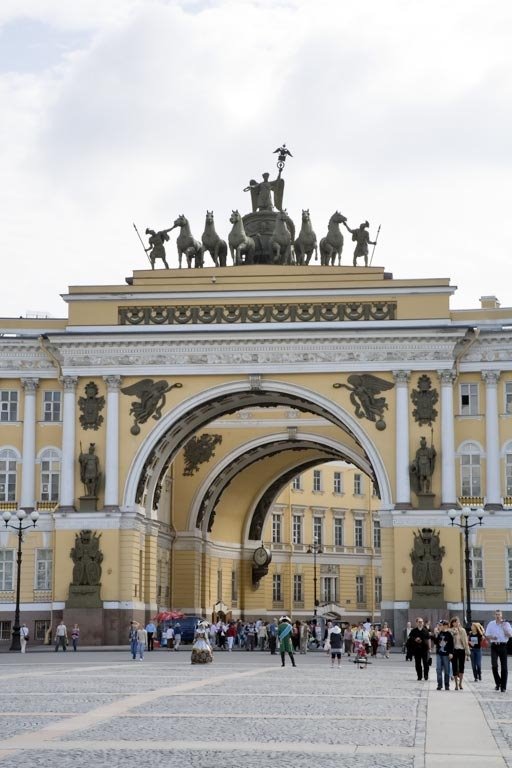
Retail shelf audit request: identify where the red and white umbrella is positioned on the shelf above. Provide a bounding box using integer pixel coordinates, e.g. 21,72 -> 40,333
154,610 -> 184,622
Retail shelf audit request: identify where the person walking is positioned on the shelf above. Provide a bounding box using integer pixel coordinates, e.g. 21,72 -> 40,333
278,616 -> 297,667
299,621 -> 309,654
129,621 -> 138,659
54,620 -> 68,652
165,624 -> 174,650
486,609 -> 512,692
450,617 -> 470,690
407,617 -> 430,681
145,620 -> 156,651
468,621 -> 485,682
173,622 -> 182,651
343,625 -> 353,656
226,621 -> 237,651
329,624 -> 343,667
136,625 -> 147,660
433,620 -> 454,690
71,623 -> 80,651
267,619 -> 278,655
20,623 -> 29,653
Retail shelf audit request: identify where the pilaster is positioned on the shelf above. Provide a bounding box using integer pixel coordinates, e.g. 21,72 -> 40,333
61,376 -> 78,509
437,370 -> 457,508
104,375 -> 122,508
482,370 -> 502,510
20,377 -> 39,509
393,371 -> 411,509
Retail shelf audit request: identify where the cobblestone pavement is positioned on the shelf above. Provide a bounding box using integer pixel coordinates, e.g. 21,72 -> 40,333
0,649 -> 507,767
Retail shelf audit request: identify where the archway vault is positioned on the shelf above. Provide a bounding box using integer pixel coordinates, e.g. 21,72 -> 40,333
187,431 -> 376,537
123,378 -> 393,516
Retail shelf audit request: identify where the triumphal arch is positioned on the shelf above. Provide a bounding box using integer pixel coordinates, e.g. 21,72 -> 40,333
1,151 -> 512,644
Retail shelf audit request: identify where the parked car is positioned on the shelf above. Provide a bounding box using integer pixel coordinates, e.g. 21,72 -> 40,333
170,616 -> 206,644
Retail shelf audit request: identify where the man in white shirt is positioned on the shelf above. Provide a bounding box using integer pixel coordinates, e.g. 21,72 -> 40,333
20,623 -> 29,654
55,621 -> 67,652
485,609 -> 512,692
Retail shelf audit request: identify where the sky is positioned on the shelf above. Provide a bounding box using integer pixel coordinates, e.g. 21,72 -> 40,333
1,0 -> 511,318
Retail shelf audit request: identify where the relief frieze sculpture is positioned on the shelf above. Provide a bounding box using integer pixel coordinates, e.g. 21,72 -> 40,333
411,375 -> 438,426
333,373 -> 394,430
183,434 -> 223,476
118,301 -> 397,326
121,378 -> 183,435
78,381 -> 105,430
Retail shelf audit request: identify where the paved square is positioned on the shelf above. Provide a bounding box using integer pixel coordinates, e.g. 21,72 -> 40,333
0,649 -> 508,767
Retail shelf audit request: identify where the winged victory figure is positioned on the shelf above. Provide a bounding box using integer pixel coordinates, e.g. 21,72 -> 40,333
333,374 -> 394,430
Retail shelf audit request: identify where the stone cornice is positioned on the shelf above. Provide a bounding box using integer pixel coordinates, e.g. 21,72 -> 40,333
3,332 -> 512,375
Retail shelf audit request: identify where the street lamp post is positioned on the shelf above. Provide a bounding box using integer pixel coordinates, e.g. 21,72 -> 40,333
307,538 -> 322,617
448,506 -> 484,628
2,508 -> 39,651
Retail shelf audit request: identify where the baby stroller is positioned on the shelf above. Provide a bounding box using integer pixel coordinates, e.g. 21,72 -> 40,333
353,638 -> 371,669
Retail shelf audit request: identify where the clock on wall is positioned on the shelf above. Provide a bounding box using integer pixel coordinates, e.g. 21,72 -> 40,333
253,545 -> 271,567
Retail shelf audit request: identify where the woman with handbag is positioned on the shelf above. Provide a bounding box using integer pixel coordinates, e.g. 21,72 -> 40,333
450,616 -> 470,689
468,621 -> 485,682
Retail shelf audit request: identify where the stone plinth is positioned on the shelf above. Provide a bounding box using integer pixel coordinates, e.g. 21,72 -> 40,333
79,496 -> 98,512
66,584 -> 102,609
410,584 -> 445,609
63,607 -> 105,645
415,493 -> 436,510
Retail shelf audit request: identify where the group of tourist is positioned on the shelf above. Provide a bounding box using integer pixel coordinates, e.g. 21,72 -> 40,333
405,610 -> 512,692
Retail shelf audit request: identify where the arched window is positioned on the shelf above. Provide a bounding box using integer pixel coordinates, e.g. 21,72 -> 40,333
0,448 -> 18,502
39,448 -> 61,502
504,441 -> 512,496
459,442 -> 481,497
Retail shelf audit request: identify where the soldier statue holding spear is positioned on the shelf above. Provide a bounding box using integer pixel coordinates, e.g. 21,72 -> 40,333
133,223 -> 172,269
343,220 -> 379,267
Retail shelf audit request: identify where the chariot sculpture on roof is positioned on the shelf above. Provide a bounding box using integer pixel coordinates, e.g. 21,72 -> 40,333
135,145 -> 380,269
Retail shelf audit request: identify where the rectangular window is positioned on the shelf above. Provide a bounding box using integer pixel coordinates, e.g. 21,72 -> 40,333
231,570 -> 237,602
334,518 -> 344,546
0,621 -> 12,641
0,550 -> 14,591
356,575 -> 365,604
461,454 -> 481,496
35,549 -> 53,591
506,383 -> 512,415
506,455 -> 512,496
313,470 -> 322,492
217,569 -> 222,601
35,619 -> 50,642
321,576 -> 336,603
313,516 -> 323,546
43,391 -> 61,422
292,515 -> 302,544
353,473 -> 362,495
0,391 -> 18,422
292,475 -> 302,491
272,573 -> 282,602
373,520 -> 381,550
460,383 -> 478,416
41,458 -> 60,501
355,519 -> 364,548
293,574 -> 303,602
272,514 -> 282,543
507,547 -> 512,589
0,456 -> 17,502
374,576 -> 382,604
333,471 -> 343,494
470,547 -> 484,589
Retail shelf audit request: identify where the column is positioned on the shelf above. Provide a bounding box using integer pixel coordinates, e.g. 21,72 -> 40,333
393,371 -> 411,508
60,376 -> 78,509
482,370 -> 502,510
438,370 -> 457,507
20,378 -> 39,509
104,375 -> 121,508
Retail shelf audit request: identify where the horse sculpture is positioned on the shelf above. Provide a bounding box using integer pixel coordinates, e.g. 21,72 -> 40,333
320,211 -> 346,266
171,214 -> 204,269
202,210 -> 227,267
270,210 -> 293,265
228,210 -> 255,265
294,209 -> 317,265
